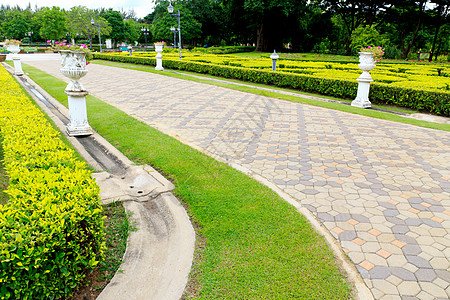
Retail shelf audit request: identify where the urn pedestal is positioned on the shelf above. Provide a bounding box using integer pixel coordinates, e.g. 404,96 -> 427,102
7,44 -> 24,76
351,52 -> 376,108
59,50 -> 93,136
155,44 -> 164,71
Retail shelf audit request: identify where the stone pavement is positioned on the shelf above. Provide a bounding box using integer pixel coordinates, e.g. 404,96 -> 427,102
25,59 -> 450,300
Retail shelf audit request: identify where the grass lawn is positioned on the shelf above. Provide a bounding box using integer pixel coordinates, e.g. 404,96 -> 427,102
68,202 -> 133,299
92,59 -> 449,132
21,63 -> 354,299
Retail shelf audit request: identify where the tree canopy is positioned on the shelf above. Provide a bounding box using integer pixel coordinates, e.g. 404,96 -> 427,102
0,1 -> 449,60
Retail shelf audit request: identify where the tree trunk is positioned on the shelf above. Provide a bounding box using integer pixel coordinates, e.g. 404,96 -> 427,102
429,24 -> 441,62
255,23 -> 264,52
429,5 -> 448,62
255,9 -> 285,52
403,21 -> 421,59
402,0 -> 426,60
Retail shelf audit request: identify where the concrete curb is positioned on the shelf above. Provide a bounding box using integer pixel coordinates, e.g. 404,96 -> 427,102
5,63 -> 195,300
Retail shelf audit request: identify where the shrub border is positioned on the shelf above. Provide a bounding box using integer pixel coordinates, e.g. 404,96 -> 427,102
0,66 -> 105,299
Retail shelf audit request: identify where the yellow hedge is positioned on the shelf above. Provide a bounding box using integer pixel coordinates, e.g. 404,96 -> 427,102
0,66 -> 105,299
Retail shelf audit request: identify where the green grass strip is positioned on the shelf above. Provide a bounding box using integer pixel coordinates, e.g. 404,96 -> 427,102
92,60 -> 449,132
22,63 -> 353,299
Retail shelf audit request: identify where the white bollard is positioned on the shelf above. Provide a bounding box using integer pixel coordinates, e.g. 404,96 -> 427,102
155,43 -> 164,71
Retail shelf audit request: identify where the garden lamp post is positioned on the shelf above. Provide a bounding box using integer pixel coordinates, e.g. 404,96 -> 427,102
141,27 -> 149,46
90,19 -> 102,53
167,2 -> 182,60
270,50 -> 279,71
170,26 -> 177,48
27,31 -> 33,44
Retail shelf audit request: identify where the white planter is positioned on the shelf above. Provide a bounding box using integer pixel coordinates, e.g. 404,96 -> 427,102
7,44 -> 24,76
59,50 -> 88,92
357,52 -> 376,81
59,50 -> 93,136
155,44 -> 164,71
6,44 -> 20,55
351,52 -> 376,108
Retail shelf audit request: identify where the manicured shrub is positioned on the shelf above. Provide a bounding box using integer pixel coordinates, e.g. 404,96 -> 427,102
0,66 -> 105,299
192,46 -> 255,54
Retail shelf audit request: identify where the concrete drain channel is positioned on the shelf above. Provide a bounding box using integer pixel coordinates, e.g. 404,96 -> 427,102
12,69 -> 195,300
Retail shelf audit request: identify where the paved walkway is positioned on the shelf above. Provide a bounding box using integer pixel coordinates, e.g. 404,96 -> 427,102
25,59 -> 449,299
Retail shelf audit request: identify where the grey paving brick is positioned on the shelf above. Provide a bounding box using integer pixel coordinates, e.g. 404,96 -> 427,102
414,269 -> 437,282
406,256 -> 432,269
402,245 -> 422,256
369,266 -> 391,279
339,231 -> 357,241
392,225 -> 410,234
390,267 -> 416,281
335,214 -> 351,222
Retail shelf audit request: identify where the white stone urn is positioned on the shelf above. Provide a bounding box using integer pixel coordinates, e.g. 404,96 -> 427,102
351,52 -> 376,108
7,44 -> 24,76
155,43 -> 164,71
59,50 -> 93,136
59,50 -> 88,92
6,44 -> 20,55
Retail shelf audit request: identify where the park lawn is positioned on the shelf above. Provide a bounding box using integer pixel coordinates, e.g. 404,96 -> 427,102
22,63 -> 354,299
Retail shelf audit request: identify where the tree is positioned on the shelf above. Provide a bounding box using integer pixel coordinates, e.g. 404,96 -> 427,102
35,6 -> 67,41
66,6 -> 111,47
151,1 -> 201,46
185,0 -> 225,46
2,10 -> 30,39
124,19 -> 140,43
383,0 -> 428,59
350,24 -> 388,52
428,0 -> 450,61
102,9 -> 127,45
317,0 -> 391,55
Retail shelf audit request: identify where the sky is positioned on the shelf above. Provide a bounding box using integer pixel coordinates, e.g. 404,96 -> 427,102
0,0 -> 155,18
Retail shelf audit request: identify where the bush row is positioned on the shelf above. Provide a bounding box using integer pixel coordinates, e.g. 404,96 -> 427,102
93,53 -> 450,116
0,66 -> 105,299
191,46 -> 255,54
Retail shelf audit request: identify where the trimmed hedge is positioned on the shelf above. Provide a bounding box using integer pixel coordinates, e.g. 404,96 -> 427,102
93,53 -> 450,117
0,66 -> 105,299
192,46 -> 255,54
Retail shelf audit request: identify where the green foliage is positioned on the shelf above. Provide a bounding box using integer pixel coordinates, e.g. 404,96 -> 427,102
151,1 -> 202,44
383,44 -> 403,60
35,6 -> 67,41
102,9 -> 127,44
0,66 -> 105,299
124,19 -> 140,43
350,24 -> 388,54
65,6 -> 111,45
1,10 -> 29,39
0,135 -> 8,205
192,46 -> 255,54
